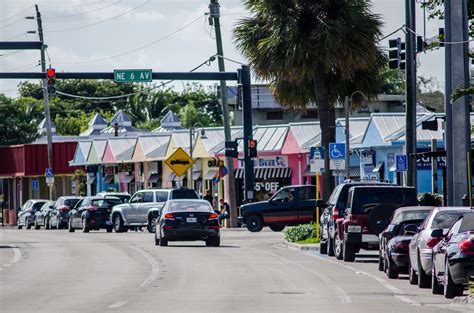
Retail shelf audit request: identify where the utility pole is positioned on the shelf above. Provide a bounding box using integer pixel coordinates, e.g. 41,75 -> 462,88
209,0 -> 238,227
35,5 -> 54,200
444,0 -> 454,205
405,0 -> 417,190
447,0 -> 471,205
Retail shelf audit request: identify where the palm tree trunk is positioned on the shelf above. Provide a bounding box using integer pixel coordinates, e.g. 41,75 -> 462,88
313,71 -> 336,201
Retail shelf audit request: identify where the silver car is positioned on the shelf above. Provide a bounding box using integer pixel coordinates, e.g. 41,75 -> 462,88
17,199 -> 48,229
110,188 -> 199,233
408,206 -> 473,288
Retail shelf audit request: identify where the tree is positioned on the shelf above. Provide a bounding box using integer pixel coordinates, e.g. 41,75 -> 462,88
234,0 -> 385,199
378,67 -> 405,95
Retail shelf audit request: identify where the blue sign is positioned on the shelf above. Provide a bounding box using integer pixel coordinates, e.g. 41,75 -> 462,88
310,146 -> 324,160
45,168 -> 54,177
32,179 -> 39,191
329,143 -> 345,160
396,155 -> 408,172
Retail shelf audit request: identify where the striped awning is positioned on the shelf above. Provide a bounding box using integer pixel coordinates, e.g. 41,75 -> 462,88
234,167 -> 292,179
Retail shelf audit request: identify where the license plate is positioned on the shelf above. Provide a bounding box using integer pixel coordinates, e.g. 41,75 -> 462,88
348,225 -> 361,233
186,217 -> 197,223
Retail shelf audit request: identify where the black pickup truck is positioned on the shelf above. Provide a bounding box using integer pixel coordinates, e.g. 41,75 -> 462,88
238,185 -> 317,232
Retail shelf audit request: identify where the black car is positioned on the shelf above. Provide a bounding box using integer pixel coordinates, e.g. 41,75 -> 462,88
68,197 -> 121,233
318,181 -> 394,256
155,199 -> 220,247
34,200 -> 55,229
238,185 -> 317,232
432,212 -> 474,298
378,206 -> 434,274
49,196 -> 82,229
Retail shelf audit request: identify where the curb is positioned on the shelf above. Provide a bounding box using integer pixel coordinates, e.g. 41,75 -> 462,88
281,241 -> 319,251
452,294 -> 474,306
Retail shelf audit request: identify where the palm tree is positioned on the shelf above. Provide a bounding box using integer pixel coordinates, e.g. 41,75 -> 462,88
234,0 -> 386,199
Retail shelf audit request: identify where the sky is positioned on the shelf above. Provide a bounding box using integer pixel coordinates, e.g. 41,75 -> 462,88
0,0 -> 446,98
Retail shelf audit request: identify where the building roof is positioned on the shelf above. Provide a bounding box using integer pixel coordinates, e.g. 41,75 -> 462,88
201,126 -> 242,152
69,141 -> 92,166
37,118 -> 56,135
105,138 -> 137,162
288,122 -> 321,149
87,139 -> 108,164
137,134 -> 170,159
110,110 -> 132,125
336,117 -> 371,146
89,113 -> 107,126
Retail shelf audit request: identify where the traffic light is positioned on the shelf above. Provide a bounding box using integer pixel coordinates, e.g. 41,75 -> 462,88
249,139 -> 257,158
224,140 -> 238,158
46,68 -> 56,95
416,36 -> 425,53
388,38 -> 402,69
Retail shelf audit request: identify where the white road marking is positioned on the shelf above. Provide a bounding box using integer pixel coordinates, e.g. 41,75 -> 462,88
3,264 -> 11,267
9,245 -> 21,263
129,245 -> 160,288
108,300 -> 127,308
260,249 -> 352,304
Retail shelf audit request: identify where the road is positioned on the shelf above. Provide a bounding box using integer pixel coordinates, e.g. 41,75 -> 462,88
0,228 -> 472,313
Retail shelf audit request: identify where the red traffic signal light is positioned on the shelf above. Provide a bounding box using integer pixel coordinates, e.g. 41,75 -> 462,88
249,139 -> 257,158
249,139 -> 256,149
46,68 -> 55,78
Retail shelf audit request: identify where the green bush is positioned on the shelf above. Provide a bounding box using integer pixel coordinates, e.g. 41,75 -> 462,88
284,223 -> 316,243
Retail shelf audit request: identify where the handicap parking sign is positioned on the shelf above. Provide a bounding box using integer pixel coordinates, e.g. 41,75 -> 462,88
45,168 -> 54,177
329,143 -> 345,160
396,155 -> 408,172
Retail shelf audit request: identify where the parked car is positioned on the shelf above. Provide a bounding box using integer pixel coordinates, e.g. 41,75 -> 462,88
432,212 -> 474,298
34,200 -> 55,229
68,196 -> 121,233
96,192 -> 131,204
49,196 -> 82,229
238,185 -> 317,232
408,207 -> 473,288
111,188 -> 199,233
334,185 -> 417,262
318,180 -> 395,256
17,199 -> 48,229
155,199 -> 220,247
378,206 -> 434,279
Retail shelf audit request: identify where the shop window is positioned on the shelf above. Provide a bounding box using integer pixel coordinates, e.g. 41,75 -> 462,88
266,111 -> 284,120
301,110 -> 318,119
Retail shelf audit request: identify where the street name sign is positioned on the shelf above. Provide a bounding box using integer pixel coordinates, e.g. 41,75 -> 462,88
114,69 -> 152,83
165,147 -> 194,177
396,155 -> 408,172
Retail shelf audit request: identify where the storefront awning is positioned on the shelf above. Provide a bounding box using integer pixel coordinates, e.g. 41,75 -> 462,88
167,173 -> 186,181
193,171 -> 202,180
104,174 -> 115,184
148,173 -> 160,183
372,162 -> 384,173
86,176 -> 96,184
122,174 -> 135,184
389,164 -> 397,172
205,169 -> 218,180
332,167 -> 361,177
234,168 -> 292,179
235,168 -> 244,179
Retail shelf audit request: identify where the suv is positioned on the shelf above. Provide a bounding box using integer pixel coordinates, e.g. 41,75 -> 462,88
334,186 -> 417,262
319,181 -> 394,256
110,188 -> 199,233
95,192 -> 131,204
238,185 -> 317,232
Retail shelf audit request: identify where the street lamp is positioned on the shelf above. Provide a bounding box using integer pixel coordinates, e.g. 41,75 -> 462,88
345,91 -> 367,180
189,123 -> 207,189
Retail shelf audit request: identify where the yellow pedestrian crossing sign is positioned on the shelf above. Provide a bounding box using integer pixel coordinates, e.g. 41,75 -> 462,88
165,147 -> 194,177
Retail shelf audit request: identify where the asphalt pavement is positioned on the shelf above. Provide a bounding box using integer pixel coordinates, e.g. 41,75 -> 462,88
0,227 -> 472,313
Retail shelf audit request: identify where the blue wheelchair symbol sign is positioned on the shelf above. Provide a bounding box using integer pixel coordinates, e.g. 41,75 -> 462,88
396,155 -> 408,172
32,179 -> 39,190
45,168 -> 54,177
329,143 -> 345,160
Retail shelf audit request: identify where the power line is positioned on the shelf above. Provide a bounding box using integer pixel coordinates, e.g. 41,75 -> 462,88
0,5 -> 34,24
46,1 -> 150,33
3,32 -> 28,41
54,14 -> 206,65
405,26 -> 474,45
39,0 -> 105,8
377,25 -> 406,43
6,62 -> 40,72
216,54 -> 247,66
43,0 -> 122,19
0,17 -> 29,30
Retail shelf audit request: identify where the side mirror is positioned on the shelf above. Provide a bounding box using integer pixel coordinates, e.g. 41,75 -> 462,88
316,200 -> 326,208
430,228 -> 445,238
404,224 -> 419,236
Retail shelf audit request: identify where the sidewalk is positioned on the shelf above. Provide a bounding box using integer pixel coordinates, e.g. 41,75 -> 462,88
281,241 -> 319,251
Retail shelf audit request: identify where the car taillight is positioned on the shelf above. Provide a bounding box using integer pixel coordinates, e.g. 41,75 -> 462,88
460,239 -> 474,254
163,225 -> 174,229
209,213 -> 218,219
394,241 -> 409,252
59,207 -> 69,213
332,208 -> 339,221
164,213 -> 174,219
426,237 -> 441,248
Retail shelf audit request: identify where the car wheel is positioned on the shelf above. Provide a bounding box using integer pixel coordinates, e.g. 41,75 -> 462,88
269,224 -> 285,232
45,218 -> 50,230
418,254 -> 431,288
431,262 -> 443,295
155,236 -> 160,246
159,237 -> 168,247
386,254 -> 399,279
335,237 -> 344,260
106,227 -> 113,233
82,218 -> 90,233
26,219 -> 31,230
378,250 -> 384,272
113,214 -> 126,233
343,239 -> 356,262
408,260 -> 418,285
327,235 -> 335,256
68,219 -> 75,233
444,261 -> 464,299
246,215 -> 263,232
147,217 -> 156,233
34,220 -> 41,230
319,238 -> 328,255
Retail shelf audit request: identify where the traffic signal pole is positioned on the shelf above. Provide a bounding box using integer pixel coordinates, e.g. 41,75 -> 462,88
35,5 -> 54,200
240,66 -> 255,203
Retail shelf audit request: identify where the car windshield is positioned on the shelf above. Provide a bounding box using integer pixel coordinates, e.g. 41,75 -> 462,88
351,188 -> 416,214
168,201 -> 212,212
64,198 -> 80,207
91,199 -> 122,208
392,210 -> 431,224
32,202 -> 46,210
114,195 -> 130,203
172,190 -> 198,199
431,211 -> 469,229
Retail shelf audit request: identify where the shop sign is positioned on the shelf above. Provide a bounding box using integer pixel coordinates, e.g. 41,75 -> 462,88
361,150 -> 375,165
417,155 -> 446,170
255,181 -> 280,192
238,156 -> 288,168
207,158 -> 219,168
118,163 -> 133,173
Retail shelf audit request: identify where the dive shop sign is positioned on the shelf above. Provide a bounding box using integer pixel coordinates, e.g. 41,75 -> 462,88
238,156 -> 288,168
